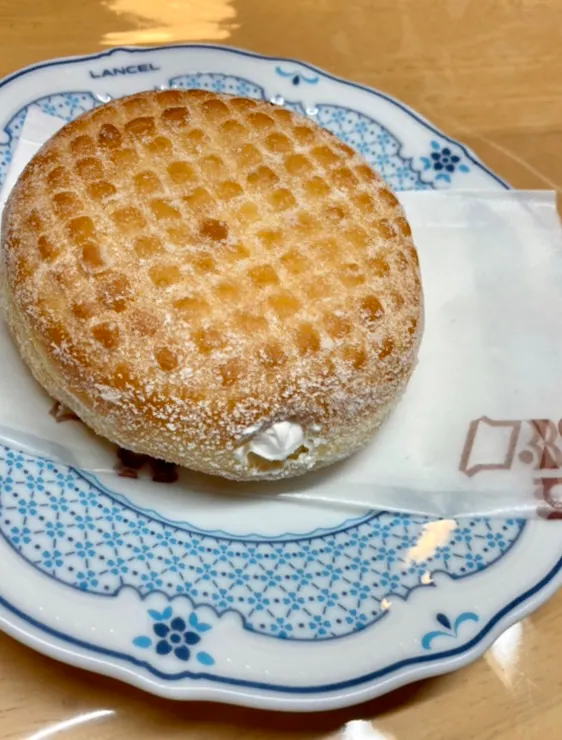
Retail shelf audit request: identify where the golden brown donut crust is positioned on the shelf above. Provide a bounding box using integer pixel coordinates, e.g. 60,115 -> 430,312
1,90 -> 423,479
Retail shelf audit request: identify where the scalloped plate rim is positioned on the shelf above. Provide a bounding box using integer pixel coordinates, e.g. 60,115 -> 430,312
0,554 -> 561,710
0,43 -> 509,190
0,44 -> 558,713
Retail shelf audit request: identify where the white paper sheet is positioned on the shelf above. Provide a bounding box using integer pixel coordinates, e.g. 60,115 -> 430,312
1,110 -> 562,518
0,108 -> 66,211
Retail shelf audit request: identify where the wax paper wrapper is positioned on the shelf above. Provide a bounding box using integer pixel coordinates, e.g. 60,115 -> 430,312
1,109 -> 562,519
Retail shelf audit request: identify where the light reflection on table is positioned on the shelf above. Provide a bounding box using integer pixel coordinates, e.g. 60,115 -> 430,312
101,0 -> 237,45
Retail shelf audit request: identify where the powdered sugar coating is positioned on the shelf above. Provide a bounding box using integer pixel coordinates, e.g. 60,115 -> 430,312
1,90 -> 423,480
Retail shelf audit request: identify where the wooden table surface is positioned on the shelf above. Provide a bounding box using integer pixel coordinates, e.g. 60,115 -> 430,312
1,0 -> 561,737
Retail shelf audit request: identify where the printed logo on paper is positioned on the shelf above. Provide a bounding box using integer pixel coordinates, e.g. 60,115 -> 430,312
460,417 -> 562,519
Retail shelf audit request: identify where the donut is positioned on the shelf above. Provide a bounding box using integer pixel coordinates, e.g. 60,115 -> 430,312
0,89 -> 423,480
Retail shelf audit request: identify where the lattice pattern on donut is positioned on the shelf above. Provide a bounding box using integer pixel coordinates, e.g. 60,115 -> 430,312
20,91 -> 417,372
3,89 -> 422,478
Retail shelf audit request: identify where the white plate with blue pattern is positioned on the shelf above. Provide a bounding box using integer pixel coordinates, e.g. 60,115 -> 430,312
0,44 -> 560,712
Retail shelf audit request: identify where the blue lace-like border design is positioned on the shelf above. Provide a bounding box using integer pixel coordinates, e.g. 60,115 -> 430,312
0,92 -> 99,185
0,57 -> 519,651
0,446 -> 524,641
0,73 -> 465,193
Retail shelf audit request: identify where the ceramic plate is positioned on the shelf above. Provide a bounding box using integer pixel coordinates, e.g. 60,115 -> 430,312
0,44 -> 560,712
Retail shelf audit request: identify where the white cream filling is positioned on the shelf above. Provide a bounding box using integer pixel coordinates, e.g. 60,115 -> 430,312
235,421 -> 323,465
247,420 -> 305,461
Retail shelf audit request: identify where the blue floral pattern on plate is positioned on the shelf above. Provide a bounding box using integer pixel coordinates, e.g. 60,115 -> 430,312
421,611 -> 480,650
315,105 -> 431,190
0,446 -> 524,641
420,140 -> 470,184
133,607 -> 215,665
275,66 -> 320,86
0,74 -> 471,195
0,92 -> 99,184
0,48 -> 550,709
169,72 -> 264,99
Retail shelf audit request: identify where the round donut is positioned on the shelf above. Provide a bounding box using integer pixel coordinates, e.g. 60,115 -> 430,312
1,89 -> 423,480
